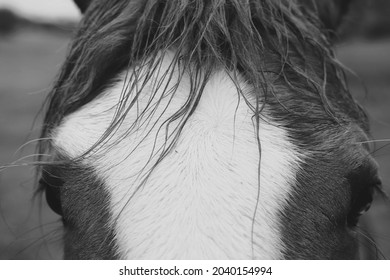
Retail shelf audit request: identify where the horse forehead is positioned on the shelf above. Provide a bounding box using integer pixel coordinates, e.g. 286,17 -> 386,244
52,57 -> 305,258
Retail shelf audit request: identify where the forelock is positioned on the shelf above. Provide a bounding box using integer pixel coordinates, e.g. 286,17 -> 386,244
39,0 -> 366,158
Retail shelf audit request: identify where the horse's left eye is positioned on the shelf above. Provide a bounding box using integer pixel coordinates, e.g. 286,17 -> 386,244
346,165 -> 381,227
39,167 -> 64,216
347,185 -> 374,227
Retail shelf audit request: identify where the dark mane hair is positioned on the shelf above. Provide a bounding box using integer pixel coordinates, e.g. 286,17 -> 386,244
38,0 -> 367,161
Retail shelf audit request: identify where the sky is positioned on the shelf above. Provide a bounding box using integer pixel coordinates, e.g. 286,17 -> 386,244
0,0 -> 81,21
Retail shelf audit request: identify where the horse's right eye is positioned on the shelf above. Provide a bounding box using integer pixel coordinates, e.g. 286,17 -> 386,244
39,168 -> 64,216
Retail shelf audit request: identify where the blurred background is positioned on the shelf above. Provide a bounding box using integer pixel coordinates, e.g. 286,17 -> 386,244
0,0 -> 389,259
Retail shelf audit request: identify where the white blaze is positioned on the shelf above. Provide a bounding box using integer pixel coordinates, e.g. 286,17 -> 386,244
53,53 -> 301,259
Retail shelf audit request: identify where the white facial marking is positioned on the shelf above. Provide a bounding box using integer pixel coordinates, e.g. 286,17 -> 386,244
54,52 -> 302,259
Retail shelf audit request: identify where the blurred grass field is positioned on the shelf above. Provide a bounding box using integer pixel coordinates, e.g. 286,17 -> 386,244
0,28 -> 389,259
0,28 -> 69,259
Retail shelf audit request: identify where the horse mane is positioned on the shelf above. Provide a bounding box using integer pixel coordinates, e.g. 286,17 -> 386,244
38,0 -> 366,160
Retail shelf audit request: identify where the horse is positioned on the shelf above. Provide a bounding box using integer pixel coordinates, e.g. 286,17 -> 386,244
36,0 -> 383,259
